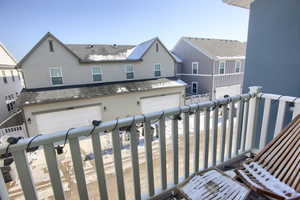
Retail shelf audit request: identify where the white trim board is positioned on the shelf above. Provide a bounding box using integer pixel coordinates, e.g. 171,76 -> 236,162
177,72 -> 244,77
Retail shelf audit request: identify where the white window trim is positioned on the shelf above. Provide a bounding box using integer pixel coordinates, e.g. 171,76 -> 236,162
91,66 -> 103,82
191,82 -> 198,94
235,60 -> 241,73
125,64 -> 134,79
154,63 -> 161,77
49,67 -> 63,86
219,61 -> 226,74
192,62 -> 199,74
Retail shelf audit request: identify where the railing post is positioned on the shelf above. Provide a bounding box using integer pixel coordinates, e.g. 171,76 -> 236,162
292,98 -> 300,119
246,86 -> 262,150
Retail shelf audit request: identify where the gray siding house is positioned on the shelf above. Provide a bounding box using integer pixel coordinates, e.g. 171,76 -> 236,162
0,43 -> 23,123
16,32 -> 185,136
223,0 -> 300,142
172,37 -> 246,99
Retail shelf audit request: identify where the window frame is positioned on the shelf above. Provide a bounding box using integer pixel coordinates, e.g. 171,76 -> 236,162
49,67 -> 63,86
235,60 -> 241,73
125,64 -> 134,80
154,63 -> 161,77
191,82 -> 198,95
91,66 -> 103,82
11,70 -> 15,82
155,43 -> 159,52
2,70 -> 7,84
219,61 -> 226,74
192,62 -> 199,74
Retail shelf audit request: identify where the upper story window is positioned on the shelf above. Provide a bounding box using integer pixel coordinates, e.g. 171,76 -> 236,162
192,62 -> 198,74
155,43 -> 159,52
48,40 -> 54,52
11,71 -> 15,82
92,67 -> 102,82
154,64 -> 161,77
235,60 -> 241,73
192,82 -> 198,94
219,61 -> 225,74
125,64 -> 134,79
2,71 -> 7,84
18,71 -> 21,80
49,67 -> 63,85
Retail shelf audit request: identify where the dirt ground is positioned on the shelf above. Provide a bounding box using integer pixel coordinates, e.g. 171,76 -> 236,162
6,118 -> 237,200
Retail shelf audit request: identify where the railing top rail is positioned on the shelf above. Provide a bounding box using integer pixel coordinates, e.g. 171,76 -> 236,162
0,93 -> 253,155
259,93 -> 299,103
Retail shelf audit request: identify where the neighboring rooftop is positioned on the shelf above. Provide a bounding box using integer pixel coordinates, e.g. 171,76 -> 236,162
0,42 -> 17,68
223,0 -> 254,9
17,78 -> 186,106
182,37 -> 247,59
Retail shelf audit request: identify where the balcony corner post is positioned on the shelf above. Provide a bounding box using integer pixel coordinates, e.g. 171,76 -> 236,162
246,86 -> 263,150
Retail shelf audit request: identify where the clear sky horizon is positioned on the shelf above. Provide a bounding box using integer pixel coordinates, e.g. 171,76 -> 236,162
0,0 -> 249,60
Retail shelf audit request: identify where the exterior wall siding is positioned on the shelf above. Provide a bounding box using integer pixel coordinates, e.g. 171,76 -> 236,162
21,36 -> 176,89
23,86 -> 185,136
0,69 -> 23,123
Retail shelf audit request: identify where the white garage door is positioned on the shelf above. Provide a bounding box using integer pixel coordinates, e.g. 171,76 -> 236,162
35,106 -> 102,134
141,94 -> 180,114
216,84 -> 241,99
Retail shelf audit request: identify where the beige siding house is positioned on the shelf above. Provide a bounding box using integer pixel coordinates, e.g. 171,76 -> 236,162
17,32 -> 185,136
0,43 -> 23,123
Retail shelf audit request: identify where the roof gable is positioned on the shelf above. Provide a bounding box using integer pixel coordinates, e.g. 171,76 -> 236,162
16,32 -> 80,68
0,43 -> 17,68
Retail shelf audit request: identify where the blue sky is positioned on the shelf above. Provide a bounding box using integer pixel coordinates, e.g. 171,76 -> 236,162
0,0 -> 249,60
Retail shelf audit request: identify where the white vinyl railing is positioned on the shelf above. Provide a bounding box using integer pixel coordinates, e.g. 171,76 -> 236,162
0,86 -> 299,200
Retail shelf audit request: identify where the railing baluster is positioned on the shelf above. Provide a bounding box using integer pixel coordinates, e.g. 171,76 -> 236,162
144,120 -> 155,197
274,99 -> 287,136
211,105 -> 219,166
234,100 -> 244,156
159,115 -> 167,190
241,100 -> 249,152
172,116 -> 179,185
0,167 -> 8,200
129,122 -> 142,200
183,112 -> 190,178
91,131 -> 108,200
220,104 -> 228,162
194,109 -> 200,172
260,98 -> 272,149
44,143 -> 65,200
111,128 -> 126,200
292,99 -> 300,119
69,137 -> 89,200
203,108 -> 210,169
12,150 -> 38,200
227,101 -> 234,159
246,86 -> 262,149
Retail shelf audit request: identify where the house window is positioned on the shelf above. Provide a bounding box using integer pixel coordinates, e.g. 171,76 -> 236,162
192,82 -> 198,94
192,62 -> 198,74
156,43 -> 159,52
125,64 -> 134,79
92,67 -> 102,82
11,71 -> 15,82
18,71 -> 21,80
49,40 -> 54,52
235,61 -> 241,73
154,64 -> 161,77
219,61 -> 225,74
49,67 -> 63,85
2,71 -> 7,84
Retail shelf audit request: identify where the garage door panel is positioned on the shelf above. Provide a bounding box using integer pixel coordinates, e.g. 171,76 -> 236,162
35,106 -> 102,134
141,94 -> 180,114
216,84 -> 241,99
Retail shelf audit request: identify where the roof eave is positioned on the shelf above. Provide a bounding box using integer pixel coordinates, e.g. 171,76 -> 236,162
223,0 -> 253,9
79,58 -> 143,64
